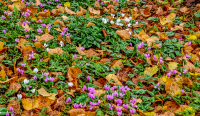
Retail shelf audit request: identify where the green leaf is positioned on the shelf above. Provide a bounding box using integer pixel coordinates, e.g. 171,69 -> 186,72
165,31 -> 175,36
194,12 -> 200,17
126,80 -> 134,86
14,6 -> 19,17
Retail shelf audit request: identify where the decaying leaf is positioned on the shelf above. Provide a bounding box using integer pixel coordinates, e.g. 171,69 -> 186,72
168,62 -> 178,70
116,30 -> 130,40
105,74 -> 122,86
68,109 -> 86,116
36,33 -> 54,42
144,65 -> 158,76
0,69 -> 6,79
67,67 -> 82,87
88,6 -> 100,15
6,99 -> 20,114
94,89 -> 106,97
38,86 -> 53,97
48,47 -> 64,55
22,98 -> 39,110
6,82 -> 21,93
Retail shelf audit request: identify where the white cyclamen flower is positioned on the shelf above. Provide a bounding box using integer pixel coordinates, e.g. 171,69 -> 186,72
111,14 -> 115,18
124,17 -> 130,22
60,41 -> 64,47
43,43 -> 48,48
110,20 -> 114,24
102,18 -> 109,24
116,18 -> 121,23
17,94 -> 22,99
129,31 -> 132,35
24,79 -> 29,84
121,13 -> 125,17
127,23 -> 131,27
31,89 -> 35,93
46,48 -> 49,52
135,21 -> 138,25
33,68 -> 38,73
68,82 -> 73,87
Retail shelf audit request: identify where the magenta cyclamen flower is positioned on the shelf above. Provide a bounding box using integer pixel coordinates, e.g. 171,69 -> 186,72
185,54 -> 191,58
3,29 -> 6,33
86,76 -> 90,81
37,28 -> 43,33
116,107 -> 121,112
130,98 -> 137,103
148,47 -> 151,50
15,38 -> 19,43
144,53 -> 150,58
112,91 -> 118,97
110,86 -> 116,91
48,1 -> 51,4
25,35 -> 29,39
29,51 -> 34,59
88,93 -> 95,99
123,104 -> 129,109
73,54 -> 77,59
178,72 -> 181,76
65,32 -> 70,36
188,41 -> 191,46
117,111 -> 122,116
88,87 -> 95,94
60,32 -> 65,36
115,99 -> 122,105
11,114 -> 14,116
41,24 -> 46,27
44,78 -> 49,83
109,104 -> 113,110
86,62 -> 89,65
167,72 -> 171,77
6,111 -> 9,116
66,97 -> 71,103
104,85 -> 109,90
1,15 -> 6,20
25,29 -> 28,32
80,46 -> 84,51
119,93 -> 125,98
130,42 -> 133,46
181,89 -> 184,93
32,76 -> 37,80
82,85 -> 87,91
137,42 -> 143,49
21,63 -> 26,67
10,107 -> 14,112
107,95 -> 113,100
130,109 -> 136,114
183,69 -> 187,73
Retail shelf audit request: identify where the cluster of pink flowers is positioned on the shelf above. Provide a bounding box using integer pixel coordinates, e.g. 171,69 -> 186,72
73,103 -> 86,109
22,9 -> 31,18
6,107 -> 15,116
60,27 -> 70,36
17,68 -> 23,74
167,69 -> 182,77
39,3 -> 44,7
44,77 -> 54,83
159,57 -> 163,64
41,72 -> 49,78
88,87 -> 95,99
25,2 -> 33,6
89,100 -> 100,110
29,51 -> 34,59
154,83 -> 160,90
185,54 -> 191,59
137,42 -> 143,49
144,53 -> 150,59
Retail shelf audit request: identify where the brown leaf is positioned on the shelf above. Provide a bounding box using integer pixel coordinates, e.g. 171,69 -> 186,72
68,109 -> 86,116
146,36 -> 159,46
76,6 -> 87,16
156,7 -> 164,15
52,97 -> 66,111
101,28 -> 111,37
51,9 -> 62,16
0,69 -> 6,79
66,36 -> 72,44
105,74 -> 122,86
111,60 -> 124,69
22,98 -> 39,110
183,60 -> 195,72
94,89 -> 106,97
38,86 -> 53,97
6,82 -> 21,93
8,1 -> 25,11
36,33 -> 54,42
34,42 -> 42,48
34,0 -> 40,6
37,96 -> 55,109
17,39 -> 28,50
65,7 -> 76,15
86,22 -> 95,27
6,99 -> 20,114
76,45 -> 86,55
0,76 -> 17,84
38,10 -> 51,19
116,30 -> 130,40
85,48 -> 100,57
67,67 -> 82,88
86,111 -> 96,116
138,30 -> 150,40
164,101 -> 180,112
88,6 -> 100,15
48,47 -> 64,55
53,19 -> 66,28
0,55 -> 5,63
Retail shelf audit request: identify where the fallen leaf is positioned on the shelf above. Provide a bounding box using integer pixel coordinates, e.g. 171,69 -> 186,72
138,30 -> 150,40
6,82 -> 21,93
76,45 -> 86,55
48,93 -> 57,100
36,33 -> 54,42
105,74 -> 122,86
94,89 -> 106,97
85,48 -> 100,57
88,6 -> 100,15
53,19 -> 66,28
68,109 -> 86,116
166,13 -> 176,23
0,41 -> 4,50
0,69 -> 6,79
111,60 -> 124,69
38,86 -> 53,97
65,7 -> 76,15
168,62 -> 178,70
8,1 -> 25,11
22,98 -> 39,110
6,99 -> 20,114
116,30 -> 130,40
67,67 -> 82,88
48,47 -> 64,55
64,2 -> 70,7
86,22 -> 95,27
86,111 -> 96,116
37,96 -> 55,108
186,35 -> 197,40
183,60 -> 195,72
144,65 -> 158,76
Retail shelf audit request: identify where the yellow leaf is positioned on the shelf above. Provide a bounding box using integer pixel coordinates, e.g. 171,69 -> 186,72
22,98 -> 39,110
160,16 -> 167,25
38,87 -> 53,97
174,90 -> 181,96
105,74 -> 122,86
0,41 -> 4,50
144,66 -> 158,76
64,2 -> 70,7
184,107 -> 195,116
143,112 -> 155,116
166,13 -> 176,23
186,35 -> 197,40
168,62 -> 178,70
163,75 -> 167,83
48,93 -> 57,100
0,70 -> 6,79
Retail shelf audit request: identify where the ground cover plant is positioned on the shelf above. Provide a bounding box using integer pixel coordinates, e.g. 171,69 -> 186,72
0,0 -> 200,115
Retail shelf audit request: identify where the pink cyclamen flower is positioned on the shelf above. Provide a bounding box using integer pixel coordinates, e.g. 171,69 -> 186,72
55,0 -> 59,1
58,4 -> 61,6
21,63 -> 26,67
39,3 -> 44,7
32,76 -> 37,80
3,29 -> 6,33
86,76 -> 90,81
80,46 -> 84,51
66,97 -> 71,103
117,111 -> 122,116
11,114 -> 14,116
25,29 -> 28,32
4,11 -> 7,14
181,89 -> 184,93
112,91 -> 118,97
80,64 -> 83,67
86,62 -> 89,65
180,37 -> 183,39
6,111 -> 9,116
15,38 -> 19,43
178,72 -> 181,76
130,109 -> 136,114
88,93 -> 95,99
101,2 -> 103,5
37,28 -> 43,33
49,77 -> 54,81
2,15 -> 6,20
160,59 -> 163,64
183,69 -> 187,73
74,103 -> 79,109
116,107 -> 121,112
167,72 -> 171,77
119,93 -> 125,98
107,95 -> 113,100
19,69 -> 23,74
148,47 -> 151,50
109,104 -> 113,110
73,54 -> 77,59
104,85 -> 109,90
10,107 -> 14,112
130,42 -> 133,46
44,9 -> 47,12
63,27 -> 68,31
44,78 -> 49,83
82,85 -> 87,91
110,86 -> 116,91
185,54 -> 190,58
88,87 -> 95,94
48,1 -> 51,4
60,32 -> 65,36
25,35 -> 29,39
144,54 -> 150,58
29,51 -> 34,59
41,24 -> 46,27
188,42 -> 191,46
130,98 -> 137,103
123,104 -> 129,109
65,32 -> 70,36
115,99 -> 122,105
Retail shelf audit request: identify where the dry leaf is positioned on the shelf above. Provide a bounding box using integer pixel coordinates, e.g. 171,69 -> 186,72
116,30 -> 130,40
65,7 -> 76,15
0,55 -> 5,63
48,93 -> 57,100
94,89 -> 106,97
67,67 -> 82,88
6,99 -> 20,114
8,1 -> 25,11
37,96 -> 55,109
88,6 -> 100,15
68,109 -> 86,116
144,66 -> 158,76
86,22 -> 95,27
166,13 -> 176,23
105,74 -> 122,86
146,36 -> 159,46
6,82 -> 21,93
53,19 -> 66,28
22,98 -> 39,110
36,33 -> 54,42
138,30 -> 150,40
111,60 -> 124,69
48,47 -> 64,55
76,45 -> 86,55
38,87 -> 53,97
183,60 -> 195,72
85,48 -> 100,57
0,69 -> 6,79
168,62 -> 178,70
